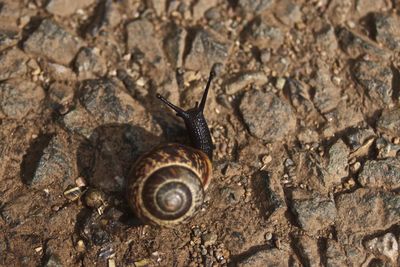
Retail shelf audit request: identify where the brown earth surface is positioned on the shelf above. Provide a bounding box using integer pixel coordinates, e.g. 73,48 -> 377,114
1,0 -> 400,266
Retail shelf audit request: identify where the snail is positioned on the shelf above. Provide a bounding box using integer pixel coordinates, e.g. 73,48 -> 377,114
126,68 -> 216,227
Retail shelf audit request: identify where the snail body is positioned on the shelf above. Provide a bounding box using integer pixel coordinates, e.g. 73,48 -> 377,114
126,69 -> 216,227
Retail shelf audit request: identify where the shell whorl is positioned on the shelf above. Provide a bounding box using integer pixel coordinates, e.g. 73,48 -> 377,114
126,143 -> 212,226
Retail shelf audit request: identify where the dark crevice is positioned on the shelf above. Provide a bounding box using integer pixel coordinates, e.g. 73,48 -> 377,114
228,244 -> 272,266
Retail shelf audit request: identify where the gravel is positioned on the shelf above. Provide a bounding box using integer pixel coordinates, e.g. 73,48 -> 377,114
23,19 -> 83,65
335,189 -> 400,237
290,191 -> 337,234
184,29 -> 231,75
358,157 -> 400,189
377,109 -> 400,137
0,48 -> 29,81
239,90 -> 296,141
352,60 -> 393,104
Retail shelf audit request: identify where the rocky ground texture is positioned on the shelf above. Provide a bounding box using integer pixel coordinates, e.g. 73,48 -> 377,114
1,0 -> 400,266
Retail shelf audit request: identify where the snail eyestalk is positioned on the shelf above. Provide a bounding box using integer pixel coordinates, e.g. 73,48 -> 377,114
156,93 -> 189,119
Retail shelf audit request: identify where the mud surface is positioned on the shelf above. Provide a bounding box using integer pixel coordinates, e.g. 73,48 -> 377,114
1,0 -> 400,266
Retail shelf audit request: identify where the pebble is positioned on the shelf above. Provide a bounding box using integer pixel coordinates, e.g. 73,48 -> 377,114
242,17 -> 284,50
353,60 -> 393,104
46,0 -> 95,17
294,235 -> 321,267
184,29 -> 231,75
374,12 -> 400,51
0,30 -> 19,51
192,0 -> 218,21
23,19 -> 83,65
314,24 -> 338,54
74,47 -> 107,78
237,248 -> 290,267
345,127 -> 375,150
126,18 -> 167,82
358,157 -> 400,190
309,61 -> 341,113
377,109 -> 400,137
0,47 -> 29,81
202,232 -> 218,247
0,79 -> 45,120
237,0 -> 274,14
223,71 -> 269,95
326,239 -> 348,266
24,135 -> 75,187
273,0 -> 302,27
290,190 -> 337,234
47,82 -> 74,112
44,254 -> 63,267
335,189 -> 400,237
163,24 -> 187,68
239,90 -> 296,141
336,27 -> 388,59
78,78 -> 146,125
365,233 -> 398,264
323,139 -> 349,188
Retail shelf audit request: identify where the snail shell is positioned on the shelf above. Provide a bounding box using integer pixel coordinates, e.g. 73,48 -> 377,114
126,143 -> 212,227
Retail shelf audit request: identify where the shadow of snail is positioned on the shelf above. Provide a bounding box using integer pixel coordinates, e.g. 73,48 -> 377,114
126,67 -> 217,227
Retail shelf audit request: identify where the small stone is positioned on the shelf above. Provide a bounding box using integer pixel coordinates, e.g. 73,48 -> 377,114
294,235 -> 321,267
374,12 -> 400,50
24,19 -> 83,65
23,135 -> 75,187
237,248 -> 290,267
377,109 -> 400,137
46,0 -> 95,17
126,19 -> 168,83
44,62 -> 76,81
84,188 -> 106,209
74,47 -> 107,78
337,27 -> 388,59
376,138 -> 400,158
202,232 -> 217,247
309,61 -> 341,113
290,191 -> 337,234
242,17 -> 284,50
239,90 -> 296,142
223,71 -> 269,95
0,79 -> 45,120
184,29 -> 231,75
315,24 -> 338,54
365,233 -> 398,264
0,47 -> 29,81
79,78 -> 147,124
44,254 -> 63,267
335,189 -> 400,237
47,82 -> 74,112
345,127 -> 376,150
0,30 -> 19,51
358,157 -> 400,190
353,60 -> 393,104
323,139 -> 349,187
355,0 -> 390,18
273,0 -> 302,27
237,0 -> 274,14
326,240 -> 348,267
163,24 -> 187,68
192,0 -> 218,21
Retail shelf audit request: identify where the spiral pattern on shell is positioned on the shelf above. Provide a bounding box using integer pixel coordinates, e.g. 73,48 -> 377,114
126,143 -> 212,227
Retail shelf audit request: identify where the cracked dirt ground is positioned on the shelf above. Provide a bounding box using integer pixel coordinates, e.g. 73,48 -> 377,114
1,0 -> 400,266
